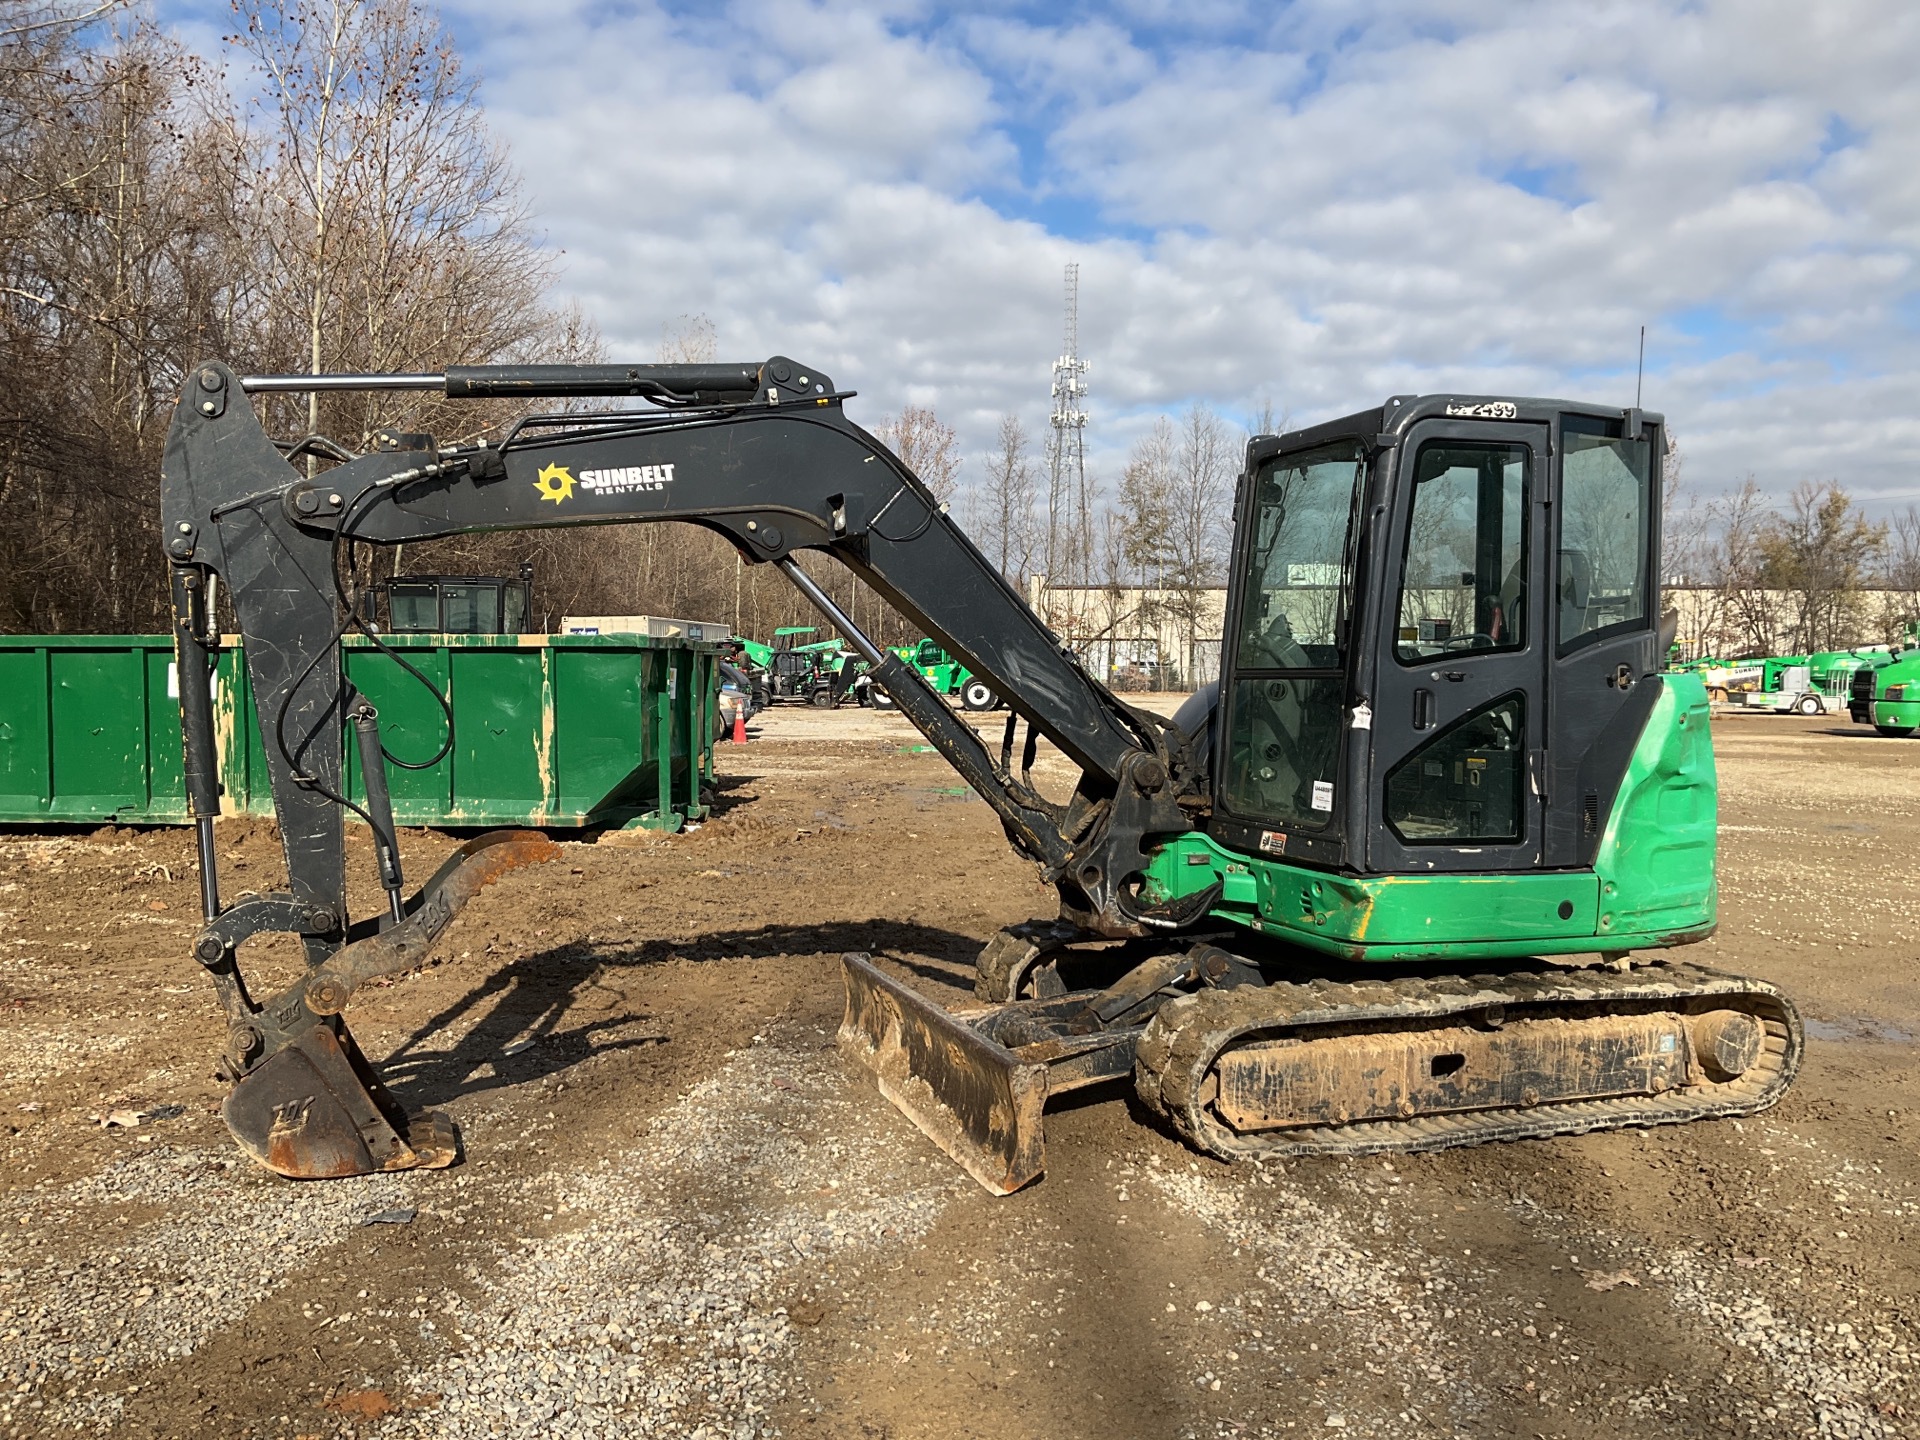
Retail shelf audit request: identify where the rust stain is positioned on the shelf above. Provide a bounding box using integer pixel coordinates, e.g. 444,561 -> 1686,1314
536,647 -> 558,815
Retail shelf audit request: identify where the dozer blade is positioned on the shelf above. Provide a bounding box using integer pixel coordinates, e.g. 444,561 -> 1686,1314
223,828 -> 559,1179
839,952 -> 1048,1195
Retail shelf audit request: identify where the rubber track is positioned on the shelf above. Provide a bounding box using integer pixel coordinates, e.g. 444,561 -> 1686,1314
1132,960 -> 1803,1161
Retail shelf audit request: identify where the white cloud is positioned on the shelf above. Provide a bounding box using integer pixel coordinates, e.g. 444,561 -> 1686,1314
399,0 -> 1920,508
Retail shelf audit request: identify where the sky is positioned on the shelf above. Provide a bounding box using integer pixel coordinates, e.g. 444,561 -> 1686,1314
166,0 -> 1920,513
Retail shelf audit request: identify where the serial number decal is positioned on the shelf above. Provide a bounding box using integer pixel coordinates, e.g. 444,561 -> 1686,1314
1444,400 -> 1518,419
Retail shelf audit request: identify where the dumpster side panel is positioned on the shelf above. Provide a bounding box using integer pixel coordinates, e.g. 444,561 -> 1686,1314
342,642 -> 453,823
448,644 -> 549,825
145,646 -> 189,821
50,644 -> 148,817
0,644 -> 52,819
3,633 -> 719,829
552,640 -> 648,821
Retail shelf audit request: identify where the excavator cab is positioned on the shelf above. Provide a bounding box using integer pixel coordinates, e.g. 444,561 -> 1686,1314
1215,401 -> 1663,885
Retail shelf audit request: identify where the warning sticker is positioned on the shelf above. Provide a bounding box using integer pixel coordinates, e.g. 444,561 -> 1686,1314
1310,780 -> 1334,812
1258,830 -> 1287,856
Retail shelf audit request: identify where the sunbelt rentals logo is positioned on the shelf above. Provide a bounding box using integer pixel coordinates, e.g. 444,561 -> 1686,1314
532,461 -> 675,505
582,463 -> 674,495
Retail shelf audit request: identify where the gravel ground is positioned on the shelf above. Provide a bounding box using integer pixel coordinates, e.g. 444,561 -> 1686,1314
0,704 -> 1916,1438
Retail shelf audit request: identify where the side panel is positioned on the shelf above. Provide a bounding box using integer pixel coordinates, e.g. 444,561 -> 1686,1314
50,644 -> 148,816
0,645 -> 52,817
343,642 -> 454,822
1592,673 -> 1717,939
1137,679 -> 1713,959
451,645 -> 549,821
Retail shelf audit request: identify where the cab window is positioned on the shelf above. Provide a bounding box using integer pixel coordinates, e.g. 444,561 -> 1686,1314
1395,442 -> 1528,663
1222,439 -> 1366,830
1559,416 -> 1652,650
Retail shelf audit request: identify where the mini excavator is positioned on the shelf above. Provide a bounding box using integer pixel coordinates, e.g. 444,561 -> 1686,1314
161,357 -> 1802,1191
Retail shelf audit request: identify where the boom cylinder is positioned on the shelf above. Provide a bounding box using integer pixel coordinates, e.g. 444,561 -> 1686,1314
170,568 -> 223,923
238,363 -> 764,399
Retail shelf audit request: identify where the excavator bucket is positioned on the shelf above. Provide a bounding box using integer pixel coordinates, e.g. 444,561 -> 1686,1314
839,953 -> 1049,1195
222,829 -> 560,1179
222,1019 -> 458,1179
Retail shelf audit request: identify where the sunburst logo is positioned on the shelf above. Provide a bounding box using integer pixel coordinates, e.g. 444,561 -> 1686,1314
534,463 -> 576,504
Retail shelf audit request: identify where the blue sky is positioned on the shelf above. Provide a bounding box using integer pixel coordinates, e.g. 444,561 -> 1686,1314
165,0 -> 1920,511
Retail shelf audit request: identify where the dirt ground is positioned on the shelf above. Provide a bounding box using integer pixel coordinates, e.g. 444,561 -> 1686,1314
1,701 -> 1917,1440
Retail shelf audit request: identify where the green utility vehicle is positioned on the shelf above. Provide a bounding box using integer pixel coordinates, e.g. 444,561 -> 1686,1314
873,637 -> 1001,711
728,627 -> 865,707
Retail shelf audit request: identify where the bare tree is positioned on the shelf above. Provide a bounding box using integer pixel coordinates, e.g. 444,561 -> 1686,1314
1879,506 -> 1920,642
659,312 -> 716,364
1661,430 -> 1710,585
968,413 -> 1038,586
1702,478 -> 1779,656
0,11 -> 243,632
873,404 -> 960,504
227,0 -> 558,449
1756,480 -> 1884,653
1116,417 -> 1174,585
1161,402 -> 1233,684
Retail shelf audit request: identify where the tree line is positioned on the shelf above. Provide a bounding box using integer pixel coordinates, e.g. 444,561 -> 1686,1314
1666,460 -> 1919,657
9,1 -> 1897,666
0,0 -> 953,645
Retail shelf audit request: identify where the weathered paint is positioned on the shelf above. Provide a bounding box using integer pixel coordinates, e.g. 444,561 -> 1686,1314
0,632 -> 720,828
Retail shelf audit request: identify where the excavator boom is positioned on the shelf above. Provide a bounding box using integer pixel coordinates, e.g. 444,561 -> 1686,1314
163,357 -> 1196,1179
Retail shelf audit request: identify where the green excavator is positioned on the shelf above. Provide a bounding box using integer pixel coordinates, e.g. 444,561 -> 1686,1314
160,359 -> 1800,1191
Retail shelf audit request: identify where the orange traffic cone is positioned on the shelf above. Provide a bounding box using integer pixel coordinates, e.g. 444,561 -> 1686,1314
732,708 -> 747,744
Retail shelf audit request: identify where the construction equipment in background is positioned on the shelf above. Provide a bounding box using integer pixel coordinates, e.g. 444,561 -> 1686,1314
1852,645 -> 1920,735
1745,648 -> 1899,717
1706,648 -> 1901,718
1697,659 -> 1765,704
732,626 -> 859,706
873,637 -> 1001,712
162,356 -> 1800,1189
376,566 -> 534,635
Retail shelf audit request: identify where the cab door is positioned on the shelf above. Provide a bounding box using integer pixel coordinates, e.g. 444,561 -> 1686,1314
1366,420 -> 1549,872
1542,413 -> 1663,866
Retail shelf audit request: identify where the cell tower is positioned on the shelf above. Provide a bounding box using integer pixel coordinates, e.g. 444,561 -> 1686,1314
1045,262 -> 1091,588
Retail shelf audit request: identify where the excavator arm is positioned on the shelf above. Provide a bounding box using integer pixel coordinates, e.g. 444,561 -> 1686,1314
162,356 -> 1205,1181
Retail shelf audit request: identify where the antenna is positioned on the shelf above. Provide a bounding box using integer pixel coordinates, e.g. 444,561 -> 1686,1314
1044,263 -> 1091,588
1635,324 -> 1645,409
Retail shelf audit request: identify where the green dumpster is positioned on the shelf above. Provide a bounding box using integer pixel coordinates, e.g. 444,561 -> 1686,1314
0,632 -> 719,829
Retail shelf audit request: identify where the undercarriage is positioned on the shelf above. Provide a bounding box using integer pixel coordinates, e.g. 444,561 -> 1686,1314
840,925 -> 1802,1194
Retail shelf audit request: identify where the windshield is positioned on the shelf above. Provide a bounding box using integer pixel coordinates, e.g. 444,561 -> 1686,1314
1222,440 -> 1367,832
388,583 -> 439,633
1236,441 -> 1368,670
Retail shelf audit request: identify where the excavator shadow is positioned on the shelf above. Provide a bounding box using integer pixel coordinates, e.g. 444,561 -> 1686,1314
372,919 -> 982,1112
